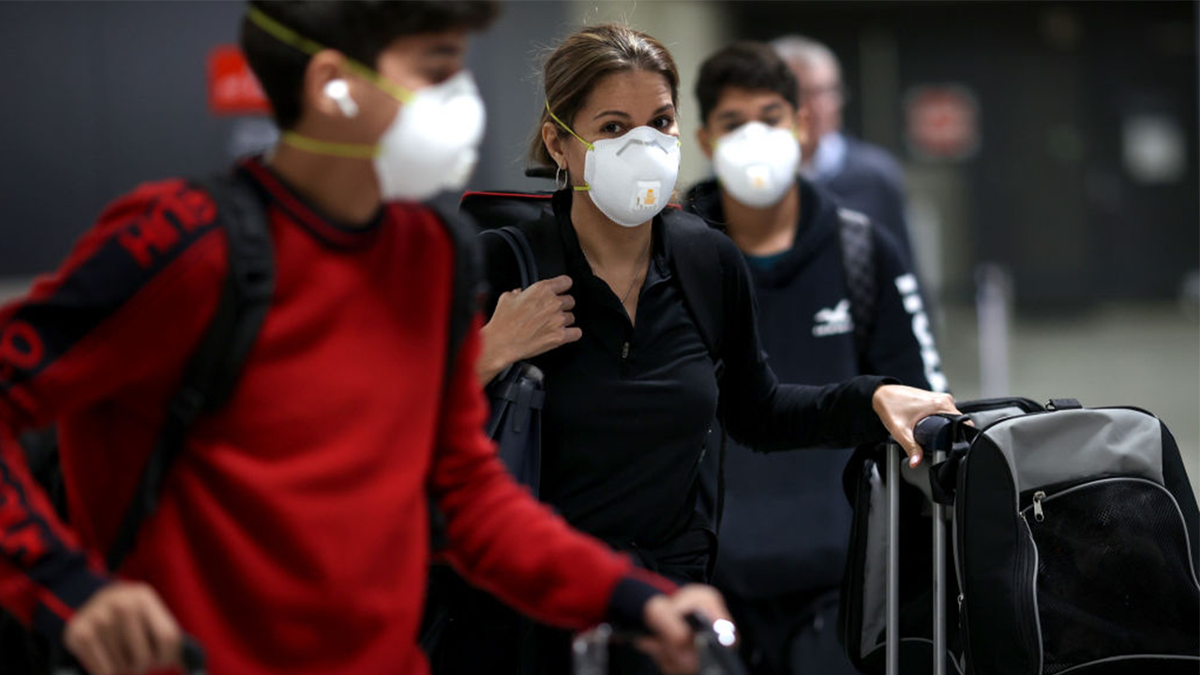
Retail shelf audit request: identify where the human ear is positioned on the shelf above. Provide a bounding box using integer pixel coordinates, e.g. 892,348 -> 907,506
302,50 -> 354,120
542,120 -> 569,170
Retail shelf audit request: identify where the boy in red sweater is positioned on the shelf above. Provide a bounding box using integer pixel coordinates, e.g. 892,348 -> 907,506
0,2 -> 728,673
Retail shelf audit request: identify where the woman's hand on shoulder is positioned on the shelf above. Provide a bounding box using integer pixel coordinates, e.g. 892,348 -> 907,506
477,275 -> 582,385
871,384 -> 961,467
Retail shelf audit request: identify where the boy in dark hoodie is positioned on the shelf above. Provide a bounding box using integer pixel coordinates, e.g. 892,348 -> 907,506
685,42 -> 947,675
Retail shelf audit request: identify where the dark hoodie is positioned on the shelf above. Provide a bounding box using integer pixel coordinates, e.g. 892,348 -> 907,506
685,177 -> 946,599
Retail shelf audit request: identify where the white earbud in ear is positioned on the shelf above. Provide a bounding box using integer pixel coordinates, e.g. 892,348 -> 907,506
323,79 -> 359,118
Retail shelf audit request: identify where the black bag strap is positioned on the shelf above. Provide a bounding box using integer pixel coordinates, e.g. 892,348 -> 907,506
665,211 -> 724,363
107,173 -> 274,571
416,200 -> 485,656
928,416 -> 979,506
481,226 -> 539,289
662,211 -> 729,532
422,199 -> 485,554
836,208 -> 877,370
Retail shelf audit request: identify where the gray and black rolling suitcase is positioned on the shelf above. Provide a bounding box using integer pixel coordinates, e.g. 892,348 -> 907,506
843,398 -> 1200,675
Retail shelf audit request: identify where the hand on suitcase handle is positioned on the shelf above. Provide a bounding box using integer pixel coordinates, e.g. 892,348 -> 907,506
683,612 -> 748,675
572,603 -> 747,674
63,580 -> 207,675
872,385 -> 962,467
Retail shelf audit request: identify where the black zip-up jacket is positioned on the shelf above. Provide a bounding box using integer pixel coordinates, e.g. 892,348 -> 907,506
479,189 -> 894,579
685,177 -> 947,599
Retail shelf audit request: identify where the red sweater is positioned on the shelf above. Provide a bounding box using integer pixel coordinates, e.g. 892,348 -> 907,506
0,158 -> 668,674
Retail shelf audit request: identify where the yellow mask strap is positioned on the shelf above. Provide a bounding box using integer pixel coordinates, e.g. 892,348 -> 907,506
545,101 -> 593,191
246,7 -> 414,104
545,101 -> 594,152
281,131 -> 381,159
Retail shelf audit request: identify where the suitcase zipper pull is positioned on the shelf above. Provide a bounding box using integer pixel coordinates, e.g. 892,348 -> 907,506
1032,491 -> 1046,522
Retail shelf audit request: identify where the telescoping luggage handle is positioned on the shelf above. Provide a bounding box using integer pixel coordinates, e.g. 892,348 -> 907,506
883,415 -> 964,675
572,612 -> 746,675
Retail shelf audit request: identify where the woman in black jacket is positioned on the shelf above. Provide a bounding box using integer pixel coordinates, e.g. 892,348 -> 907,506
443,23 -> 958,675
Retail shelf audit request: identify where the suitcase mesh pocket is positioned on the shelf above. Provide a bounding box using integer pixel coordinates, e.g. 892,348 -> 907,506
1029,479 -> 1200,674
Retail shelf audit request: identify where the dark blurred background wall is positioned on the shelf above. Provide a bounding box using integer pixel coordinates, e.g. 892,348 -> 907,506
0,1 -> 569,276
732,1 -> 1198,310
1,1 -> 1196,312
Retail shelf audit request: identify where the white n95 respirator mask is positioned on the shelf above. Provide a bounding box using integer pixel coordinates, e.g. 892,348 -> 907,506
547,104 -> 681,228
247,7 -> 485,202
713,122 -> 800,209
372,71 -> 485,202
582,127 -> 681,228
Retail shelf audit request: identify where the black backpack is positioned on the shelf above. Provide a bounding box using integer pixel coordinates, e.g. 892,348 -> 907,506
839,397 -> 1200,675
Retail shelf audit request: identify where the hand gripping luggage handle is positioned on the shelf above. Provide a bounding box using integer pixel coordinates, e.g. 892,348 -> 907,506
685,612 -> 746,675
56,634 -> 205,675
571,612 -> 746,675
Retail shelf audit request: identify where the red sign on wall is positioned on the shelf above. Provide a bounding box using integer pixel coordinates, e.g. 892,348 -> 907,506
208,45 -> 271,116
904,85 -> 979,161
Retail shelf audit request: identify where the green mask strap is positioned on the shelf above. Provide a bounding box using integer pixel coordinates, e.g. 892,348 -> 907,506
247,7 -> 418,159
544,101 -> 592,191
280,132 -> 380,159
246,7 -> 414,103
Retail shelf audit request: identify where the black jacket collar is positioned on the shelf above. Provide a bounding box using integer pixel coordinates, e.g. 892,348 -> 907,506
683,177 -> 842,286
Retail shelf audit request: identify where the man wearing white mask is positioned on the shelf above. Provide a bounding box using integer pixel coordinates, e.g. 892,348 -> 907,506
772,35 -> 915,265
685,42 -> 947,675
0,3 -> 734,675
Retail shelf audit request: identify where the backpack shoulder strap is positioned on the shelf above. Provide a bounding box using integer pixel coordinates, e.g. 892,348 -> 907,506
514,214 -> 567,282
663,209 -> 724,362
662,210 -> 730,533
481,226 -> 539,289
107,172 -> 274,571
837,207 -> 877,369
430,201 -> 483,391
422,200 -> 486,553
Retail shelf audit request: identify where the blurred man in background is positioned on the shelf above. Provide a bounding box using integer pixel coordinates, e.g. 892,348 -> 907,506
772,35 -> 914,265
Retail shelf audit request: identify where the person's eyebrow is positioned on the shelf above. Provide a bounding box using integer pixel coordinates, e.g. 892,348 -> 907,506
714,110 -> 743,122
761,101 -> 785,113
593,104 -> 674,120
593,110 -> 632,120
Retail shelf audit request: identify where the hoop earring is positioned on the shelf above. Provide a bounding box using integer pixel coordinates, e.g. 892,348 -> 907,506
555,165 -> 569,191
